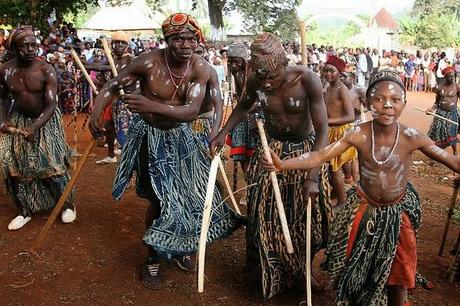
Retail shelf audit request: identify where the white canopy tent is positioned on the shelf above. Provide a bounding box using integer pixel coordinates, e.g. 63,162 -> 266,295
79,1 -> 164,40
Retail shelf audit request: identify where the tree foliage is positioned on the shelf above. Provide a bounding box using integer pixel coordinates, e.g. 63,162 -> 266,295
400,0 -> 460,48
0,0 -> 97,30
225,0 -> 301,38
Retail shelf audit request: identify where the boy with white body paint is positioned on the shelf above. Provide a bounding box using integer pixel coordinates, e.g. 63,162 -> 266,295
263,69 -> 460,305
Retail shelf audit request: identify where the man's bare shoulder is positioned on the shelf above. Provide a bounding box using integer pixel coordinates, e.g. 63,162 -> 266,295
285,65 -> 320,89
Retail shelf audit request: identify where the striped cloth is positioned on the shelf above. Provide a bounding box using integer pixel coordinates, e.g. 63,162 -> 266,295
245,134 -> 333,298
112,115 -> 241,259
0,109 -> 75,216
112,96 -> 132,147
326,183 -> 421,305
427,108 -> 458,148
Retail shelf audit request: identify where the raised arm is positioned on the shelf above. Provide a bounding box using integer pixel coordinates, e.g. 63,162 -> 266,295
328,85 -> 355,126
267,132 -> 355,172
89,54 -> 143,137
418,133 -> 460,173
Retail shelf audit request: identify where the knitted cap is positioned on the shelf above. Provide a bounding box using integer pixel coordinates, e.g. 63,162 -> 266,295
366,69 -> 406,102
250,32 -> 287,73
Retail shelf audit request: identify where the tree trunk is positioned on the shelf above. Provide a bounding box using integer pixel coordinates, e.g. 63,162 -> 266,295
207,0 -> 226,41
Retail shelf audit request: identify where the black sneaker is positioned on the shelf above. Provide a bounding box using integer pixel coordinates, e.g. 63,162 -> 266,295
142,258 -> 161,288
174,255 -> 193,272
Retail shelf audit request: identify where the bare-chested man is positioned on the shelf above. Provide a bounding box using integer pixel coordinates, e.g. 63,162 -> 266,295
189,43 -> 223,146
427,66 -> 460,155
224,43 -> 258,172
0,28 -> 76,230
211,32 -> 332,298
89,13 -> 240,287
264,69 -> 460,305
322,55 -> 356,205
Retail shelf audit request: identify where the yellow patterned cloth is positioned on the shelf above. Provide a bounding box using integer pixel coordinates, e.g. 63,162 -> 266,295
328,123 -> 357,172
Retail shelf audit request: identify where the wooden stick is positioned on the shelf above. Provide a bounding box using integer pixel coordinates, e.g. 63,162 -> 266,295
70,49 -> 99,95
198,152 -> 221,293
256,118 -> 294,254
30,137 -> 96,253
218,159 -> 241,215
101,37 -> 125,96
298,20 -> 308,66
448,242 -> 460,282
414,107 -> 459,126
305,197 -> 312,306
439,186 -> 459,256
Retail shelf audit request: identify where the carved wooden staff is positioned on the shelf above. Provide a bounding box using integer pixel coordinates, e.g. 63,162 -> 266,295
30,52 -> 99,253
198,150 -> 222,293
305,197 -> 312,306
415,107 -> 459,126
439,185 -> 459,256
255,116 -> 294,254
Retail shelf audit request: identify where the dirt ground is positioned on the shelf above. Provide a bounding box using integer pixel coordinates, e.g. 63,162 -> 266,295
0,91 -> 460,306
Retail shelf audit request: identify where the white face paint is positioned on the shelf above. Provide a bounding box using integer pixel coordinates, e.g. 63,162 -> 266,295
191,84 -> 201,98
384,100 -> 392,108
150,75 -> 154,81
165,79 -> 170,86
147,63 -> 153,69
370,105 -> 378,118
144,60 -> 150,65
388,84 -> 394,90
103,91 -> 110,98
362,134 -> 367,142
403,128 -> 419,137
156,70 -> 161,77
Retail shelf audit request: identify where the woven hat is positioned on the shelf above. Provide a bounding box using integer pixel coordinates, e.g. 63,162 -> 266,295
250,32 -> 287,73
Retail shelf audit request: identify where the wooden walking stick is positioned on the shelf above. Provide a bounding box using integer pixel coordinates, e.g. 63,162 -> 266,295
255,115 -> 294,254
70,49 -> 99,95
30,52 -> 101,253
438,185 -> 459,256
218,159 -> 241,215
415,107 -> 459,126
101,37 -> 125,96
30,138 -> 96,253
198,150 -> 222,293
305,197 -> 312,306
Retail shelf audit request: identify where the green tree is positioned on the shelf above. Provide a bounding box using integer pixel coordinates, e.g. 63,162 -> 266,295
412,0 -> 460,18
226,0 -> 301,37
0,0 -> 97,30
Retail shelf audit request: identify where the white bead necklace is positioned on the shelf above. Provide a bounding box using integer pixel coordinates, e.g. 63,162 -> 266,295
371,121 -> 400,165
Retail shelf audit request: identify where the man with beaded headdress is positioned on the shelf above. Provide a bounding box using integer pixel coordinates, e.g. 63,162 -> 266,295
0,27 -> 76,230
263,69 -> 460,305
211,32 -> 332,298
89,13 -> 241,286
224,43 -> 258,172
427,66 -> 460,156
